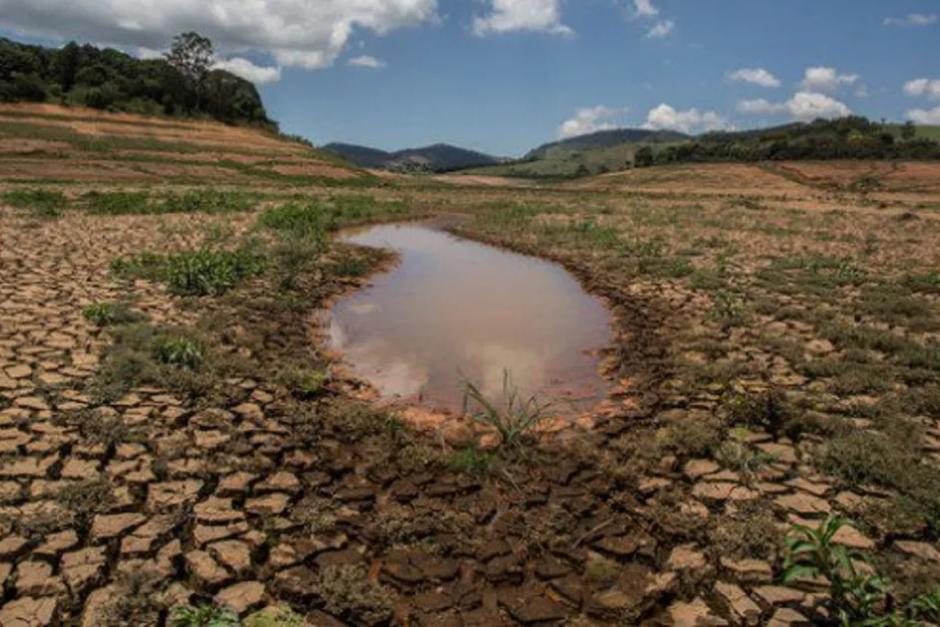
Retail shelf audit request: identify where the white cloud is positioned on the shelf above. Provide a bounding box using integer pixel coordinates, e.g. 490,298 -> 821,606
643,104 -> 728,134
646,19 -> 674,38
558,106 -> 627,138
213,57 -> 281,84
728,68 -> 781,88
632,0 -> 658,18
737,92 -> 851,121
885,13 -> 937,26
472,0 -> 572,36
0,0 -> 438,69
904,78 -> 940,100
348,55 -> 386,69
800,67 -> 859,92
908,106 -> 940,125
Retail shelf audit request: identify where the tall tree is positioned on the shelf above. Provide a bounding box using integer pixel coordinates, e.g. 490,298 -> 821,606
164,32 -> 213,108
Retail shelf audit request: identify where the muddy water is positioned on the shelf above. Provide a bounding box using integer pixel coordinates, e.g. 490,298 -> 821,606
328,221 -> 612,415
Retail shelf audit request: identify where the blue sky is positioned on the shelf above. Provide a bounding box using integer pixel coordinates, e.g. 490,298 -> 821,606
2,0 -> 939,156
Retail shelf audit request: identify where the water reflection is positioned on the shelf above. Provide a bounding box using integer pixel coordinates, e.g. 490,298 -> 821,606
328,221 -> 612,414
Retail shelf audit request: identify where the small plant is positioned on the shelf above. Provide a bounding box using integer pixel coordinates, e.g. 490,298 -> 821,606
279,366 -> 328,397
783,516 -> 888,623
170,603 -> 239,627
152,335 -> 204,369
83,301 -> 143,326
722,388 -> 793,438
317,564 -> 394,625
782,516 -> 940,625
462,371 -> 550,452
243,606 -> 305,627
2,188 -> 66,218
166,246 -> 266,296
708,290 -> 747,326
111,251 -> 167,281
446,447 -> 494,475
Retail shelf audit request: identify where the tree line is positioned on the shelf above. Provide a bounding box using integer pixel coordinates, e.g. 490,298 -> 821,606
0,33 -> 273,128
634,116 -> 940,167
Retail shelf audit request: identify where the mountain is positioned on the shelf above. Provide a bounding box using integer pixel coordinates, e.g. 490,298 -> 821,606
460,127 -> 690,180
525,128 -> 690,160
323,142 -> 500,173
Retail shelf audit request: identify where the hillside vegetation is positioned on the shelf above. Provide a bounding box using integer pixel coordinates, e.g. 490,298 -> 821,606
0,36 -> 271,127
0,103 -> 368,186
323,142 -> 500,172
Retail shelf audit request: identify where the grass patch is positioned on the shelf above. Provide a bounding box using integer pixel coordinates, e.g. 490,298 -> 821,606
85,190 -> 258,215
83,301 -> 143,327
112,245 -> 266,296
1,188 -> 67,218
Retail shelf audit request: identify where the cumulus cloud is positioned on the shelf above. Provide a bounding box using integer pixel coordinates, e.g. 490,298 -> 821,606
904,78 -> 940,100
800,67 -> 859,92
558,106 -> 627,139
646,20 -> 675,38
632,0 -> 659,18
737,92 -> 851,121
348,55 -> 386,69
473,0 -> 572,36
728,68 -> 781,88
884,13 -> 937,27
0,0 -> 437,70
643,104 -> 728,134
908,106 -> 940,125
213,57 -> 281,84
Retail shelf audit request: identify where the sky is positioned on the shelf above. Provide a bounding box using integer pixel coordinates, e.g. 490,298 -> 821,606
1,0 -> 938,156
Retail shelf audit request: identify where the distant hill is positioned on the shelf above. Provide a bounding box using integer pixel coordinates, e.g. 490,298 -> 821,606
461,127 -> 689,180
525,128 -> 689,160
323,142 -> 500,173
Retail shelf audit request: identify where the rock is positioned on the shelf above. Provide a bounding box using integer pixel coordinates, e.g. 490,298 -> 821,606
715,581 -> 761,626
208,540 -> 252,575
215,581 -> 265,614
15,561 -> 64,596
61,546 -> 107,594
500,592 -> 565,624
91,512 -> 146,540
185,550 -> 232,588
147,480 -> 203,511
0,596 -> 59,626
667,544 -> 707,571
245,493 -> 290,516
194,497 -> 245,524
255,472 -> 300,494
805,339 -> 834,355
768,607 -> 812,626
0,535 -> 29,560
895,540 -> 940,563
684,459 -> 720,480
34,530 -> 78,558
665,597 -> 728,626
720,557 -> 772,583
774,493 -> 831,516
753,585 -> 806,606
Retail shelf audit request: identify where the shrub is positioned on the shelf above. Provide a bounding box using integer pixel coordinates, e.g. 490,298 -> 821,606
317,565 -> 393,625
83,301 -> 143,326
166,247 -> 265,296
722,388 -> 794,438
152,335 -> 204,369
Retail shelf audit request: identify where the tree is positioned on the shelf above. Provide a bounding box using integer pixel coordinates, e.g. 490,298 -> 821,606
901,120 -> 917,141
165,32 -> 213,107
634,146 -> 654,168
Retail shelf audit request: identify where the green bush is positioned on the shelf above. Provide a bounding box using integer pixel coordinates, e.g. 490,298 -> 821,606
166,247 -> 266,296
152,335 -> 204,369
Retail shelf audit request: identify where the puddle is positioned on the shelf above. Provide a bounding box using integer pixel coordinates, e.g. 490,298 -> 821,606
327,220 -> 613,415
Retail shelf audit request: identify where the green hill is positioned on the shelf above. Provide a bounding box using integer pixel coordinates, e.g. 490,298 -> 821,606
0,36 -> 273,128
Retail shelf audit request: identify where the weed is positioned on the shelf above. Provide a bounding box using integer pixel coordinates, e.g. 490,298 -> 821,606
656,418 -> 723,458
1,188 -> 66,218
243,607 -> 305,627
317,564 -> 394,625
166,246 -> 266,296
327,253 -> 372,278
708,290 -> 747,327
710,504 -> 782,561
715,441 -> 774,480
462,371 -> 550,452
83,301 -> 143,326
722,388 -> 793,438
56,476 -> 115,529
170,604 -> 239,627
902,271 -> 940,294
446,447 -> 495,475
278,366 -> 328,398
152,335 -> 204,369
111,251 -> 167,282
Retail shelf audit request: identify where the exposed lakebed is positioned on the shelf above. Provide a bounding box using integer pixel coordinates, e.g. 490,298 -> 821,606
328,220 -> 613,415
